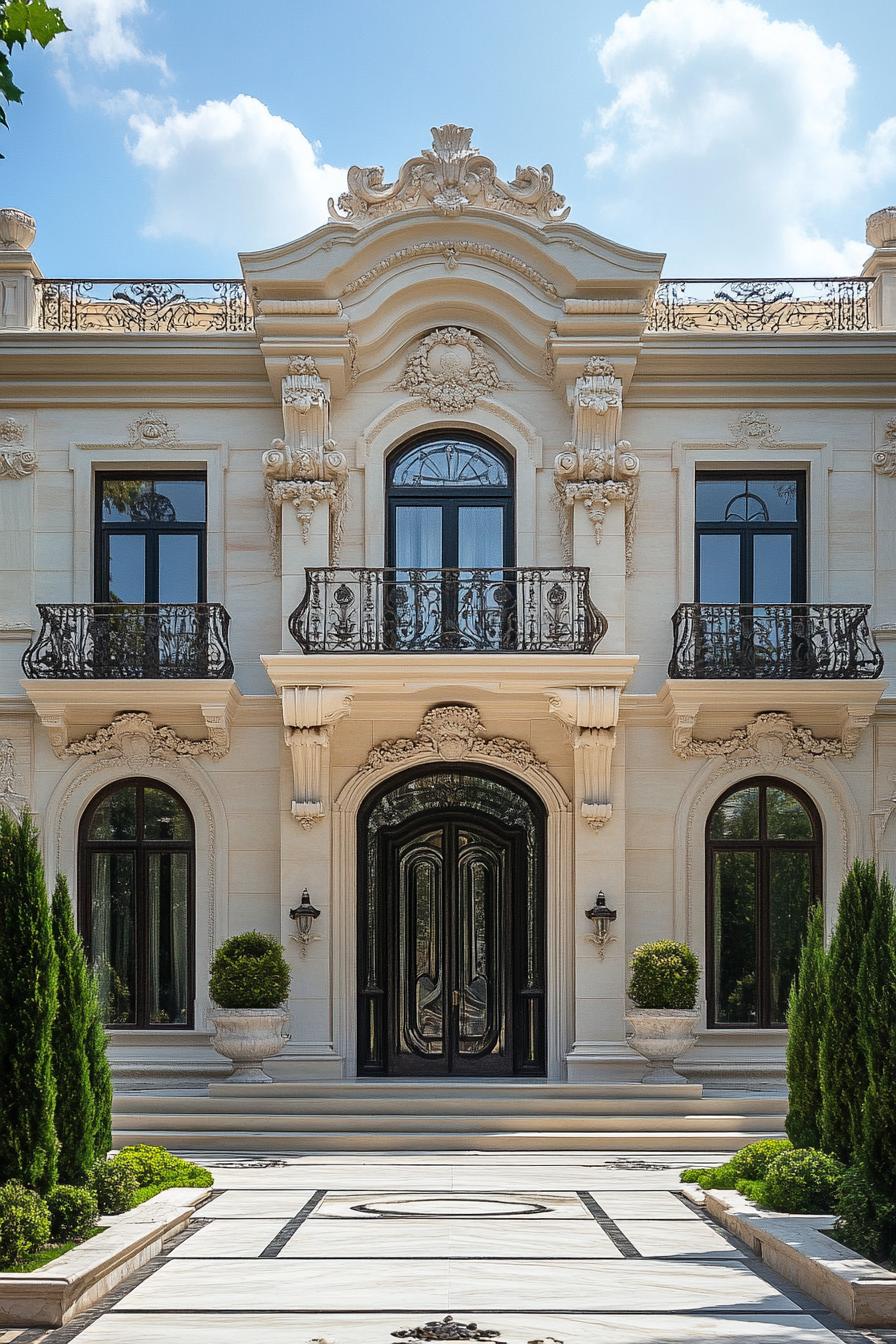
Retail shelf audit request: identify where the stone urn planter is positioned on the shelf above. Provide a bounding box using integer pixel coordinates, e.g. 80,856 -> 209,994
625,1007 -> 700,1083
208,1006 -> 289,1084
625,939 -> 701,1084
207,931 -> 292,1084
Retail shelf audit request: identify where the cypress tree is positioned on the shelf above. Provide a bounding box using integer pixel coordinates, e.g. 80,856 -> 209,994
85,962 -> 113,1164
858,870 -> 896,1191
51,873 -> 96,1185
785,901 -> 826,1149
819,859 -> 878,1163
0,812 -> 59,1192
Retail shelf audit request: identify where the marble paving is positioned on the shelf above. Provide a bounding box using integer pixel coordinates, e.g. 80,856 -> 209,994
40,1152 -> 884,1344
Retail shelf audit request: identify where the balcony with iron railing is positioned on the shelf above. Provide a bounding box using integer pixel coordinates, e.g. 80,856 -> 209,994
22,604 -> 234,679
289,567 -> 606,655
668,603 -> 884,680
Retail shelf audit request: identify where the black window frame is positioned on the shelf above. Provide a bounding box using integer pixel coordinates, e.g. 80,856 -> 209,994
705,777 -> 822,1030
694,470 -> 807,604
386,431 -> 515,569
94,471 -> 208,604
78,778 -> 196,1030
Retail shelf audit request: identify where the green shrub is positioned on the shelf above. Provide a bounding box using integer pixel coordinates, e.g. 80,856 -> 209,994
735,1178 -> 766,1204
762,1148 -> 844,1214
0,813 -> 59,1193
0,1181 -> 51,1267
681,1139 -> 792,1190
51,875 -> 96,1186
209,931 -> 290,1009
85,965 -> 113,1165
785,903 -> 826,1150
834,1165 -> 896,1264
628,940 -> 699,1010
46,1184 -> 98,1241
90,1157 -> 138,1215
113,1145 -> 213,1190
820,861 -> 879,1163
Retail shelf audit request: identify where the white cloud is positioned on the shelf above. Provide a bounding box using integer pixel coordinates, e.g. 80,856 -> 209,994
55,0 -> 167,72
586,0 -> 896,271
126,95 -> 346,254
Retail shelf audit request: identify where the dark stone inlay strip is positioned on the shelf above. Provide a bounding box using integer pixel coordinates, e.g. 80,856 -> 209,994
259,1189 -> 327,1258
577,1190 -> 641,1258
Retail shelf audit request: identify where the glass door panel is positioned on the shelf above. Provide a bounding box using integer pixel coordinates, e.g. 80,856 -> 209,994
712,850 -> 758,1024
753,534 -> 793,603
397,833 -> 444,1059
458,506 -> 510,648
146,851 -> 190,1026
106,534 -> 146,603
390,507 -> 444,648
90,851 -> 136,1025
697,533 -> 741,603
768,850 -> 812,1025
455,832 -> 505,1059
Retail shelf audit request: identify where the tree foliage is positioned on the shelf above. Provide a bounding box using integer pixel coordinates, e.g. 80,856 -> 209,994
819,860 -> 879,1163
0,0 -> 68,155
0,811 -> 58,1192
785,902 -> 826,1149
51,873 -> 97,1185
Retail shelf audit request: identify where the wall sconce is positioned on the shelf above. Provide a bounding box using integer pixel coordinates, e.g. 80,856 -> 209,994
289,888 -> 321,956
585,891 -> 617,958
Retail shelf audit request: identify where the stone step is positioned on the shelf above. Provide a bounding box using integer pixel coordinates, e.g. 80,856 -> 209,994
110,1126 -> 785,1153
208,1081 -> 711,1100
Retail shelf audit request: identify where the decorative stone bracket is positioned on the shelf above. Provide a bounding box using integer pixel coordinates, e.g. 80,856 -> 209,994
44,709 -> 231,764
873,416 -> 896,476
553,357 -> 639,571
546,686 -> 621,829
281,685 -> 353,827
671,709 -> 862,763
0,416 -> 36,478
262,355 -> 349,573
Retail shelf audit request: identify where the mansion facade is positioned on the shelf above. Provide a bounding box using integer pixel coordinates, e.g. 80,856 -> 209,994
1,127 -> 895,1102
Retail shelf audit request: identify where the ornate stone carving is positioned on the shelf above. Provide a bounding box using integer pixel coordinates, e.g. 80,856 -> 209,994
397,327 -> 505,413
128,411 -> 180,450
339,241 -> 560,299
62,711 -> 229,765
0,416 -> 35,478
262,355 -> 349,571
0,739 -> 28,820
362,705 -> 542,775
329,123 -> 569,226
672,710 -> 852,764
0,208 -> 36,250
553,357 -> 640,571
873,417 -> 896,476
547,687 -> 621,829
730,410 -> 780,451
866,206 -> 896,249
280,686 -> 353,827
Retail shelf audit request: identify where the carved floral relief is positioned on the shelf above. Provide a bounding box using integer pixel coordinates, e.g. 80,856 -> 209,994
397,327 -> 505,413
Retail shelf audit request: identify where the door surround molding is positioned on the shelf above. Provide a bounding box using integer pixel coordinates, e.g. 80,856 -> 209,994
331,745 -> 573,1080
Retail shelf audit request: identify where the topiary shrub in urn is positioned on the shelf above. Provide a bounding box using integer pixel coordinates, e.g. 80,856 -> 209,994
625,940 -> 700,1084
208,932 -> 291,1084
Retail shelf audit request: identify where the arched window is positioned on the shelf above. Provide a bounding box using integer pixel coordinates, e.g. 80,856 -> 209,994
386,432 -> 514,571
79,779 -> 194,1029
706,778 -> 821,1028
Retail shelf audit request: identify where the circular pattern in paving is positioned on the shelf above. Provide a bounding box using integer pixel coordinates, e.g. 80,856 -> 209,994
348,1195 -> 552,1218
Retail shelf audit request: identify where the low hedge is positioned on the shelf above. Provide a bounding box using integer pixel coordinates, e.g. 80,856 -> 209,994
46,1184 -> 98,1241
682,1137 -> 792,1190
0,1183 -> 52,1268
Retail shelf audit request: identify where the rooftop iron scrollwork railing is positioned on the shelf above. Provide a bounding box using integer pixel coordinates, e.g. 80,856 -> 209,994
22,604 -> 234,679
648,278 -> 871,334
290,567 -> 607,654
34,279 -> 253,333
668,603 -> 884,679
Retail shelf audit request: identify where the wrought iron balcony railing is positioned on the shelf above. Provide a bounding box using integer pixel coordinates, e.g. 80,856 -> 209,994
290,567 -> 607,654
647,278 -> 871,334
669,603 -> 884,679
22,604 -> 234,679
34,279 -> 253,333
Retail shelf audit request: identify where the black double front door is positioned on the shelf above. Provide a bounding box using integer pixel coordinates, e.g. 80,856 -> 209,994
383,812 -> 519,1076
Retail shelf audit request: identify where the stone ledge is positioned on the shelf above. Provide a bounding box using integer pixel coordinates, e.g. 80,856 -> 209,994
683,1184 -> 896,1327
0,1186 -> 211,1328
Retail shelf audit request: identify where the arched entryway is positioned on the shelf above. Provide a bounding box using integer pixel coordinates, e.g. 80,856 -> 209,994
357,764 -> 546,1077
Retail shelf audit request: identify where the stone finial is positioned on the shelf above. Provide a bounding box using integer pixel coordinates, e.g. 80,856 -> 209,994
0,209 -> 36,251
866,207 -> 896,250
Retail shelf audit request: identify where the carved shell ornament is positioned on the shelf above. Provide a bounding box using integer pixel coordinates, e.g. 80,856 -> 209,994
328,123 -> 569,225
398,327 -> 505,413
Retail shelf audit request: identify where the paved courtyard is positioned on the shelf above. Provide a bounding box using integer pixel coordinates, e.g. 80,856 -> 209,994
22,1153 -> 892,1344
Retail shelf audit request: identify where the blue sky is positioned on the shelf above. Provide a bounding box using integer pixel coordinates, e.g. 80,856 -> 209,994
4,0 -> 895,277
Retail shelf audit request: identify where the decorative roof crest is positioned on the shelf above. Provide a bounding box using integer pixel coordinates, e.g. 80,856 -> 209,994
328,124 -> 569,226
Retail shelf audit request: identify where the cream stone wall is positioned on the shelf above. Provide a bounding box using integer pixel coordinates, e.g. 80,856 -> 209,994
1,145 -> 895,1085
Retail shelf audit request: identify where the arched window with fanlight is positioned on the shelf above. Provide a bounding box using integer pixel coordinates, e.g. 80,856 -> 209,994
384,432 -> 514,649
79,779 -> 194,1028
706,779 -> 821,1028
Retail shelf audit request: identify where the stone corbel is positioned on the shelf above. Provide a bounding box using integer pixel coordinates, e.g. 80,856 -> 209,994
34,703 -> 70,758
553,356 -> 640,571
281,685 -> 353,827
546,686 -> 622,829
199,702 -> 233,756
262,355 -> 349,573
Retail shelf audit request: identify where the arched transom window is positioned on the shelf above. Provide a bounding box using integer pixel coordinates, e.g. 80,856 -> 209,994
706,779 -> 820,1028
79,779 -> 194,1029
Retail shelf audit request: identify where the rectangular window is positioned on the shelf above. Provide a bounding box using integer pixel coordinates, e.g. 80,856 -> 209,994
695,473 -> 806,604
95,474 -> 207,604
